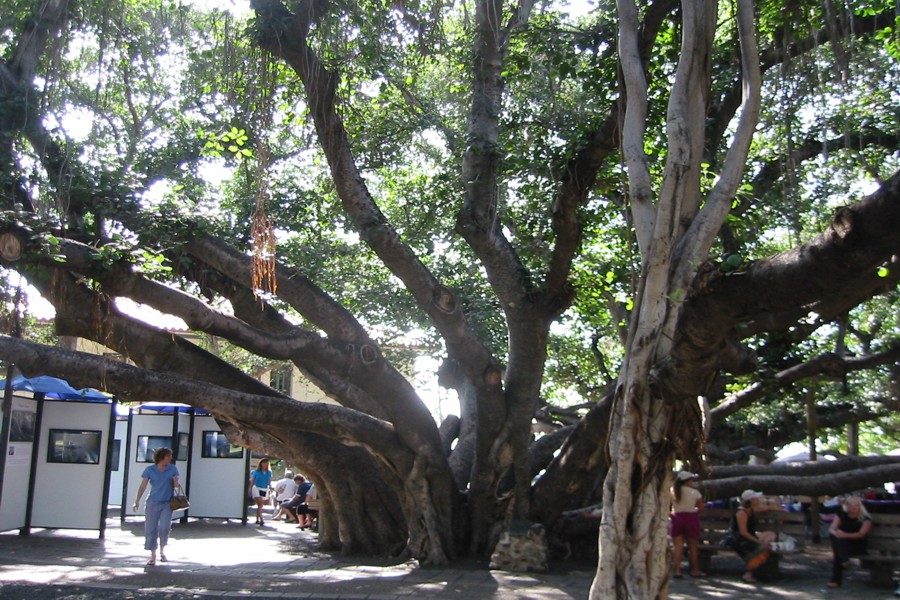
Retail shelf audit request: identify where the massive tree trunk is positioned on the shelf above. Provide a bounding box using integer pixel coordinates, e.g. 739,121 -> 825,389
591,0 -> 760,595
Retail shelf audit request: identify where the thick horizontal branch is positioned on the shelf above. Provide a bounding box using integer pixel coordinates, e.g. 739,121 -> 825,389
708,455 -> 900,479
710,397 -> 898,452
737,256 -> 900,339
656,169 -> 900,399
186,234 -> 370,344
0,334 -> 414,471
706,444 -> 776,463
711,344 -> 900,424
699,461 -> 900,500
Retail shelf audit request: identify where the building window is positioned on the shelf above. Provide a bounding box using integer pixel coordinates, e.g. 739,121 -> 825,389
270,366 -> 291,395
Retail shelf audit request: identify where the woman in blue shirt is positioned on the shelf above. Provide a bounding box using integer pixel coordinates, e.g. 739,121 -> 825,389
249,458 -> 273,525
133,447 -> 180,566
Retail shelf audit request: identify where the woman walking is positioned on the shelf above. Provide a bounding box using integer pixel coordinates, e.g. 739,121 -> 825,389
249,457 -> 273,526
133,447 -> 180,566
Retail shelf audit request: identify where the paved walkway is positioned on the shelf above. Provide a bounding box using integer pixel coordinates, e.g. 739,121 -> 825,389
0,510 -> 897,599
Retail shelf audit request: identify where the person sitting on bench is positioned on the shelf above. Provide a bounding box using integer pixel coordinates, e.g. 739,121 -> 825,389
827,496 -> 872,589
730,489 -> 783,583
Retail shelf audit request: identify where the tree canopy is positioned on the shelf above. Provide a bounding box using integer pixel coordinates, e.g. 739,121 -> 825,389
1,0 -> 898,596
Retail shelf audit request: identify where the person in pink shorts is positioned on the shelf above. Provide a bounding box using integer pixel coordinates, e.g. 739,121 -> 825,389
670,470 -> 705,578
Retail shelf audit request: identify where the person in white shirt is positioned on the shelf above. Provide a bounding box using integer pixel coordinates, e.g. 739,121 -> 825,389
670,470 -> 705,578
272,470 -> 299,522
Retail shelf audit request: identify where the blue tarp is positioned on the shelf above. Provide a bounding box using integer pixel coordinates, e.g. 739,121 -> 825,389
136,402 -> 209,416
1,376 -> 209,415
0,375 -> 110,401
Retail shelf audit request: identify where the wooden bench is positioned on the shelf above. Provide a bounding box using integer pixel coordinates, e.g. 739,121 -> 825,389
697,507 -> 807,577
859,512 -> 900,587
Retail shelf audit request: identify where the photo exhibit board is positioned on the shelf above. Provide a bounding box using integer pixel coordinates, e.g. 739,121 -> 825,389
176,412 -> 190,463
107,419 -> 128,506
0,394 -> 36,532
125,412 -> 177,517
186,415 -> 248,519
173,411 -> 191,514
9,404 -> 36,442
136,434 -> 173,462
177,432 -> 189,461
30,399 -> 113,531
46,429 -> 102,464
201,430 -> 244,458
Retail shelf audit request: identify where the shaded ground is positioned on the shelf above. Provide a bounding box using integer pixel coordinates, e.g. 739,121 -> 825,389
0,584 -> 197,599
0,511 -> 898,599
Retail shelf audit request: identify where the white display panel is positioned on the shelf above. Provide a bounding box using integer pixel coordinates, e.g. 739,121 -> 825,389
30,400 -> 112,530
186,415 -> 247,519
125,413 -> 178,517
173,411 -> 191,515
106,419 -> 128,506
0,394 -> 37,532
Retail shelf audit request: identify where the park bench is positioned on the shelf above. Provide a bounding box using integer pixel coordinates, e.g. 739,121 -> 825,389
859,512 -> 900,587
697,507 -> 807,578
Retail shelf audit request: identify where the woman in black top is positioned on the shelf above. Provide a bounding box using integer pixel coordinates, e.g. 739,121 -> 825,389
827,497 -> 872,588
730,489 -> 782,583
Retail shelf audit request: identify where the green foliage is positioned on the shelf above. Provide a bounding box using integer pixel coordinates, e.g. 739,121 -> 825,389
201,126 -> 254,159
1,0 -> 897,452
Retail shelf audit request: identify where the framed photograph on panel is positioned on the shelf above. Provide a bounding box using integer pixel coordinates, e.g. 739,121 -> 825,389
110,439 -> 121,471
136,435 -> 173,463
9,409 -> 36,442
47,429 -> 102,464
176,432 -> 189,460
201,431 -> 244,458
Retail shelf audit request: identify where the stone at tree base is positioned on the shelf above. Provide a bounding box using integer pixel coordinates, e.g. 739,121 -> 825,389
489,522 -> 549,572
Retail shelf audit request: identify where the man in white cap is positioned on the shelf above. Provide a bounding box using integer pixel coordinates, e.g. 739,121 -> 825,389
730,489 -> 783,582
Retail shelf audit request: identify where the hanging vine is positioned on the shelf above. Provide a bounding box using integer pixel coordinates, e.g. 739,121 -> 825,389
250,49 -> 278,302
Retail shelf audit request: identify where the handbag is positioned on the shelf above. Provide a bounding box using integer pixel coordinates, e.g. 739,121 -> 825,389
170,485 -> 190,511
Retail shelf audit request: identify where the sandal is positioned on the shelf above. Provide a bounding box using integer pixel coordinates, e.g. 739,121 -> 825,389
690,571 -> 707,578
159,554 -> 168,562
146,559 -> 156,566
742,574 -> 757,583
673,573 -> 682,579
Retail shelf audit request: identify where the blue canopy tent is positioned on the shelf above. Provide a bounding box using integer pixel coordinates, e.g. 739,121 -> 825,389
1,375 -> 110,401
136,402 -> 209,416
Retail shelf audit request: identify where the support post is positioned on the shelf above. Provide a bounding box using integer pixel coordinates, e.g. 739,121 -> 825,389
805,385 -> 820,543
